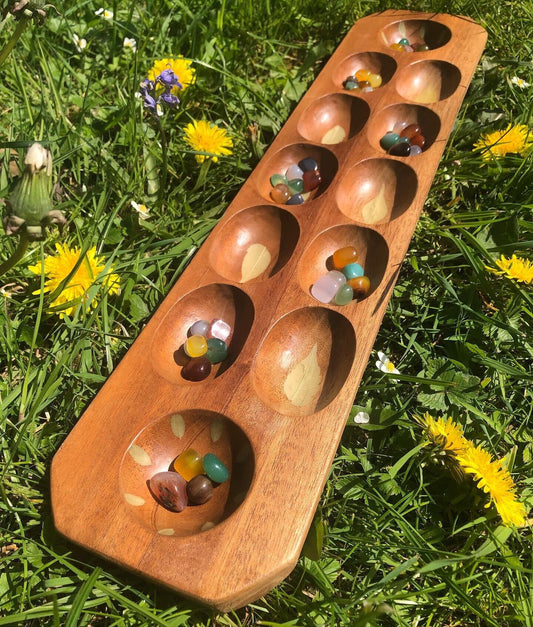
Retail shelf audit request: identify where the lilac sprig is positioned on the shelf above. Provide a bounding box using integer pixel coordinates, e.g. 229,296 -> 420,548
139,68 -> 183,116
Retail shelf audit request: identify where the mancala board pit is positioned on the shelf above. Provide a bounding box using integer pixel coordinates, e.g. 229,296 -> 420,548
51,10 -> 487,611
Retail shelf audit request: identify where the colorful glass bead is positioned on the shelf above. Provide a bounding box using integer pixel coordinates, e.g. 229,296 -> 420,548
358,80 -> 371,89
348,275 -> 371,298
303,169 -> 322,192
332,246 -> 358,269
369,73 -> 382,88
188,319 -> 210,337
270,173 -> 287,187
203,453 -> 229,483
380,132 -> 400,151
181,357 -> 212,381
333,283 -> 354,305
403,45 -> 415,52
410,133 -> 426,148
390,43 -> 404,51
270,183 -> 290,204
184,334 -> 208,358
287,193 -> 304,205
342,262 -> 364,280
355,69 -> 372,82
187,475 -> 214,505
208,319 -> 231,342
287,178 -> 304,194
400,124 -> 422,140
149,471 -> 187,512
414,43 -> 430,51
388,141 -> 411,157
362,86 -> 373,93
206,337 -> 228,364
410,145 -> 423,156
286,164 -> 304,180
173,448 -> 204,481
298,157 -> 318,172
310,270 -> 346,303
398,38 -> 410,46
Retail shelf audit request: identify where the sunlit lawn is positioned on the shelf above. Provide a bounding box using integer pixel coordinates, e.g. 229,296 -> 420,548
1,0 -> 532,624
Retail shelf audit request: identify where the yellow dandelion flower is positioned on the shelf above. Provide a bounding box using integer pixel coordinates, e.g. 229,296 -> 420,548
28,243 -> 120,318
419,412 -> 467,455
456,443 -> 527,527
147,56 -> 195,93
473,123 -> 533,160
485,254 -> 533,284
183,119 -> 233,163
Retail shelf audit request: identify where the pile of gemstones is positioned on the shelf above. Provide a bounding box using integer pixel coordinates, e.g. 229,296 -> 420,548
311,246 -> 371,305
389,37 -> 429,52
181,318 -> 230,382
343,69 -> 382,93
149,449 -> 229,512
380,122 -> 426,157
269,157 -> 322,205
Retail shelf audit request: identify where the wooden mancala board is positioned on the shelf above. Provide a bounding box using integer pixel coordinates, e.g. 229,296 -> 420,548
51,10 -> 487,611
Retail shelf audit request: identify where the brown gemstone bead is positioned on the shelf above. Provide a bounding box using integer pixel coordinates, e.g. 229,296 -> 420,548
187,474 -> 214,505
348,275 -> 371,298
181,356 -> 212,382
400,124 -> 422,140
302,169 -> 322,192
410,133 -> 426,148
270,183 -> 290,204
149,471 -> 188,512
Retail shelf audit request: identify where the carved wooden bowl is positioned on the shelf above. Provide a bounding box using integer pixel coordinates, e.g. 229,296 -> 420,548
51,10 -> 487,611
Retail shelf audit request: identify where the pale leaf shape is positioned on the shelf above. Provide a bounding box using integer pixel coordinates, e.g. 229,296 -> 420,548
241,243 -> 271,282
283,344 -> 322,407
362,182 -> 389,224
128,444 -> 151,466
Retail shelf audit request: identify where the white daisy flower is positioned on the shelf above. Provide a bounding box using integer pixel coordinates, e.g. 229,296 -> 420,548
130,200 -> 150,220
72,34 -> 87,52
376,351 -> 400,377
123,37 -> 137,52
511,76 -> 529,89
95,8 -> 113,20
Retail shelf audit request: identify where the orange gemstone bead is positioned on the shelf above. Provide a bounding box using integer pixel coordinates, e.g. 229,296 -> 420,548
332,246 -> 358,270
355,69 -> 371,82
348,275 -> 371,298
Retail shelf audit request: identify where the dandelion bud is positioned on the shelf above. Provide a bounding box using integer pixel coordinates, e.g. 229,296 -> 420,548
3,142 -> 66,241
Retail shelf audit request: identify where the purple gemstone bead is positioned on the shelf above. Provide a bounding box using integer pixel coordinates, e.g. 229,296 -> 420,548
310,271 -> 346,303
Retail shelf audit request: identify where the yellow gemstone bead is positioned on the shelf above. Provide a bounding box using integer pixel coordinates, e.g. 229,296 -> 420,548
184,334 -> 208,358
390,43 -> 404,51
369,73 -> 382,88
355,69 -> 371,82
173,448 -> 204,481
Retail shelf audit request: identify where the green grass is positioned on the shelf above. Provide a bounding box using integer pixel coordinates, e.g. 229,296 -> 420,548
1,0 -> 532,624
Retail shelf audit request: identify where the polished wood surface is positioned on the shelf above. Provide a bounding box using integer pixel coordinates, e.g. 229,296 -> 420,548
51,10 -> 487,611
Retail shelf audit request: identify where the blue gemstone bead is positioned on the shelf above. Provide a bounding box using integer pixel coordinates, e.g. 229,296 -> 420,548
342,262 -> 364,280
298,157 -> 318,172
287,194 -> 304,205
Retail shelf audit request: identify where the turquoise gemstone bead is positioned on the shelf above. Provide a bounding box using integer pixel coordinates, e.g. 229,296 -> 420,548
270,173 -> 287,187
399,38 -> 410,46
287,178 -> 304,194
342,262 -> 364,280
380,132 -> 400,150
333,283 -> 354,305
206,337 -> 228,364
203,453 -> 229,483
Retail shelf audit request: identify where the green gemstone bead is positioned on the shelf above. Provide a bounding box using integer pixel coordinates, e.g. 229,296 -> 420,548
270,173 -> 287,187
333,284 -> 354,305
203,453 -> 229,483
398,38 -> 410,46
205,337 -> 228,364
287,178 -> 304,194
380,132 -> 400,150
